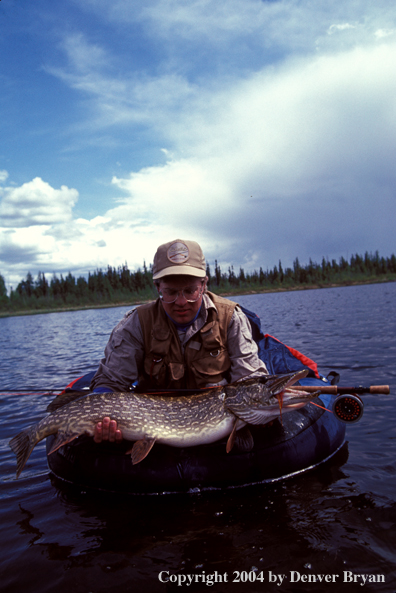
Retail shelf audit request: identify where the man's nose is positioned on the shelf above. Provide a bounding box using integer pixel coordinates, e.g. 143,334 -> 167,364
175,290 -> 188,304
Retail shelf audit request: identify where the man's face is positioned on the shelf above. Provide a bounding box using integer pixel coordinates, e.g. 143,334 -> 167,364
157,275 -> 206,324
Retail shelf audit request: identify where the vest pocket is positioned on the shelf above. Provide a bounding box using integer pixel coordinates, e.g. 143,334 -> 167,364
190,348 -> 231,381
168,362 -> 185,381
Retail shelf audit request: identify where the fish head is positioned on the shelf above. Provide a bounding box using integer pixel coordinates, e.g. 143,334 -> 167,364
224,370 -> 320,425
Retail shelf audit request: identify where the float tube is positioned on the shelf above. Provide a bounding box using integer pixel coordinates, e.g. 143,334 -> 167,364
47,307 -> 346,493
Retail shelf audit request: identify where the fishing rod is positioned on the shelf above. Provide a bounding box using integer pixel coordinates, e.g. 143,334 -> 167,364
3,384 -> 389,395
0,389 -> 66,394
293,384 -> 391,424
293,384 -> 390,395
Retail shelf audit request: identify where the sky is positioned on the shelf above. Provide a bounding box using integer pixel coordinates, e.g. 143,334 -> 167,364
1,0 -> 396,290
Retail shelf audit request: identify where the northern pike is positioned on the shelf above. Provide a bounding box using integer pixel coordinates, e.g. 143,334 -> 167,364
9,370 -> 319,478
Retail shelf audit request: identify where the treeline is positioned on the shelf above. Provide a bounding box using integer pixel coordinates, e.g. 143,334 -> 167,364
210,251 -> 396,289
0,263 -> 156,313
1,251 -> 396,314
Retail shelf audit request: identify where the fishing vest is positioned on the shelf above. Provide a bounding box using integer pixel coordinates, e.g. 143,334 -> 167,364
136,291 -> 237,390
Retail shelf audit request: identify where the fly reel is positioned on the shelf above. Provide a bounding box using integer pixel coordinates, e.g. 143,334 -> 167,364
333,394 -> 364,423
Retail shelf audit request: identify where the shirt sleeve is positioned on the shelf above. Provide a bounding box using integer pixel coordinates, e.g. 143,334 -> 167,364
227,305 -> 268,382
90,309 -> 145,392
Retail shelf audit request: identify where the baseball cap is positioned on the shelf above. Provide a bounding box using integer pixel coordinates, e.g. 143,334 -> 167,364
152,239 -> 206,280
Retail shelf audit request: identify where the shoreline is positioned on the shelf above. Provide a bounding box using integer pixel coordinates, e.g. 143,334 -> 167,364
1,277 -> 394,319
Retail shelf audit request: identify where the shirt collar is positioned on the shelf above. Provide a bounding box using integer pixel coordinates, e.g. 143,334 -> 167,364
165,305 -> 202,332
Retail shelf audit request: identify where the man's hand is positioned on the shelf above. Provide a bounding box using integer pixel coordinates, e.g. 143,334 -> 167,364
93,417 -> 123,443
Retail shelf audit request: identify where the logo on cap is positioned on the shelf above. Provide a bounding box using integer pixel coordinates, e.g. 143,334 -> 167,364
167,241 -> 190,264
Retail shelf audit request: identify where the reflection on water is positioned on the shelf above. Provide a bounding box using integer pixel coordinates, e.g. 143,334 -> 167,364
1,284 -> 396,592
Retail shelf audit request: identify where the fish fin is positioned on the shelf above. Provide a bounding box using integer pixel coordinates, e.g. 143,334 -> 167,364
46,390 -> 88,412
226,419 -> 238,453
9,428 -> 36,479
233,426 -> 254,452
226,418 -> 247,453
130,437 -> 156,464
47,431 -> 80,454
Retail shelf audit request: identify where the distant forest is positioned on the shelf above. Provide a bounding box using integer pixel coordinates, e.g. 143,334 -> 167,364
1,251 -> 395,315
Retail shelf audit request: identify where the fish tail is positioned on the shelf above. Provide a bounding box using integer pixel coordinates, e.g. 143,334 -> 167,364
9,428 -> 37,479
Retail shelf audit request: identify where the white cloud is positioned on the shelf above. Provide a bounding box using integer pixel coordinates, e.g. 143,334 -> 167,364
328,23 -> 356,34
0,170 -> 9,184
375,28 -> 395,39
0,177 -> 79,228
49,67 -> 196,136
61,32 -> 109,74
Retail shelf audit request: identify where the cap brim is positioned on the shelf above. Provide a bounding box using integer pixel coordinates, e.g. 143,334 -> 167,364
153,265 -> 207,280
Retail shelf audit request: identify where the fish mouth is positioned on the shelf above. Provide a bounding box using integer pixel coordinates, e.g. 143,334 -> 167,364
258,369 -> 307,390
259,369 -> 310,395
261,370 -> 320,407
280,387 -> 320,406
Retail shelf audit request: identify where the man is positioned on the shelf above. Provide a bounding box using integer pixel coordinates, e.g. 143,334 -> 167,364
91,239 -> 268,442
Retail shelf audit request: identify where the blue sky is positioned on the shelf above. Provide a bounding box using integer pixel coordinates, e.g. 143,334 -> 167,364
1,0 -> 396,290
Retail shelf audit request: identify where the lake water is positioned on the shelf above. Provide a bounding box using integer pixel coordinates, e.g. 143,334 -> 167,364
1,283 -> 395,592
